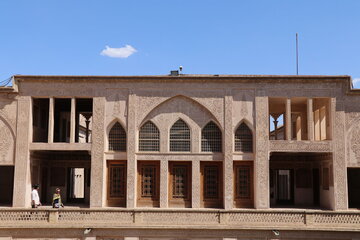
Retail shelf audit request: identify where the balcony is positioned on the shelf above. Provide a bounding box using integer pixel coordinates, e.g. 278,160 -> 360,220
0,209 -> 359,231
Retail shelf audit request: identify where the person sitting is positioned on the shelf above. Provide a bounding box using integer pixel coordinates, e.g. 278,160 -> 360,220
52,188 -> 64,208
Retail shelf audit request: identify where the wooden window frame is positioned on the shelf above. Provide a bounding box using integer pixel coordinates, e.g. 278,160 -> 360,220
233,161 -> 254,208
107,161 -> 126,207
168,161 -> 191,208
137,161 -> 160,207
200,161 -> 223,208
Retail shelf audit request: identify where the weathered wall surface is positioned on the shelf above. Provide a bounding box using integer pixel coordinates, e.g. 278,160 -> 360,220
0,94 -> 17,166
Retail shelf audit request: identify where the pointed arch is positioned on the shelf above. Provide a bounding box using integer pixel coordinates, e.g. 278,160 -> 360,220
139,121 -> 160,152
201,121 -> 222,152
170,119 -> 191,152
108,122 -> 127,151
234,121 -> 253,152
139,95 -> 222,130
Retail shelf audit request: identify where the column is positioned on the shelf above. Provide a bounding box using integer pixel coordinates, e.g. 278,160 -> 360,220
13,97 -> 32,207
48,97 -> 54,143
90,97 -> 105,207
192,160 -> 200,208
331,97 -> 348,210
254,94 -> 270,209
159,159 -> 168,208
285,98 -> 291,140
70,97 -> 76,143
307,98 -> 314,141
127,92 -> 137,208
223,94 -> 233,210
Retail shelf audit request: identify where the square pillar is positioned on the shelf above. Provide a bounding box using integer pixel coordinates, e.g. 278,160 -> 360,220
127,92 -> 137,208
285,98 -> 291,140
254,94 -> 269,209
307,98 -> 314,141
48,97 -> 54,143
223,95 -> 233,210
70,97 -> 76,143
13,97 -> 32,207
90,97 -> 106,207
192,160 -> 200,208
332,97 -> 348,210
160,159 -> 168,208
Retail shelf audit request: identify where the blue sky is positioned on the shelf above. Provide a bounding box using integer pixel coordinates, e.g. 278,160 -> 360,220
1,1 -> 360,87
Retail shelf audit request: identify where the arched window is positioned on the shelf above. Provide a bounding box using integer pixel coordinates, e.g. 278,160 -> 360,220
108,122 -> 126,151
139,121 -> 160,151
201,121 -> 222,152
170,119 -> 190,152
235,122 -> 253,152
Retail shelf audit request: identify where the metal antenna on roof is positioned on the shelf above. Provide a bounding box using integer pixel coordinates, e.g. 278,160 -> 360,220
296,33 -> 299,75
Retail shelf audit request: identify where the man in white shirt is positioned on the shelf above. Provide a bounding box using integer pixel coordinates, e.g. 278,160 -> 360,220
31,184 -> 41,208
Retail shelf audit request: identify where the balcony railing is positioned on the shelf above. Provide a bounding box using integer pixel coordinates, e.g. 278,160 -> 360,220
0,209 -> 359,231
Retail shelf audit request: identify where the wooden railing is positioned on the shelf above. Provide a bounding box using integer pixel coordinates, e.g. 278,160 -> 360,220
0,209 -> 359,231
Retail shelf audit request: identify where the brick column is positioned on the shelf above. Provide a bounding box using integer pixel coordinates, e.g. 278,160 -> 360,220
48,97 -> 54,143
254,94 -> 270,209
159,159 -> 168,208
90,97 -> 106,207
192,160 -> 200,208
223,94 -> 233,210
13,97 -> 32,207
307,98 -> 314,141
127,92 -> 137,208
70,97 -> 76,143
285,98 -> 291,140
332,97 -> 348,210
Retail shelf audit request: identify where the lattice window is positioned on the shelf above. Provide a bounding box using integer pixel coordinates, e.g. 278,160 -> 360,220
201,121 -> 222,152
170,119 -> 190,152
139,121 -> 160,152
204,165 -> 219,199
235,166 -> 251,199
109,164 -> 126,198
108,122 -> 126,151
141,164 -> 157,198
172,165 -> 188,198
235,123 -> 253,152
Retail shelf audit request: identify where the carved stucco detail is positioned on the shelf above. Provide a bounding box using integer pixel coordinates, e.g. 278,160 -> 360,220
105,89 -> 129,124
0,118 -> 14,164
232,89 -> 255,128
269,141 -> 332,152
346,116 -> 360,164
136,89 -> 224,128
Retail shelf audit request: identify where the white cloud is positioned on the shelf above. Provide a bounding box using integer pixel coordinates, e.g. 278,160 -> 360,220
352,78 -> 360,88
100,45 -> 137,58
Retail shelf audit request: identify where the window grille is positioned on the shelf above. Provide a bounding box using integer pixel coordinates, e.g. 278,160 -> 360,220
201,121 -> 222,152
235,123 -> 253,152
204,166 -> 219,199
139,121 -> 160,151
108,122 -> 126,151
109,164 -> 126,198
170,119 -> 190,152
141,164 -> 157,198
236,166 -> 251,199
172,165 -> 188,198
